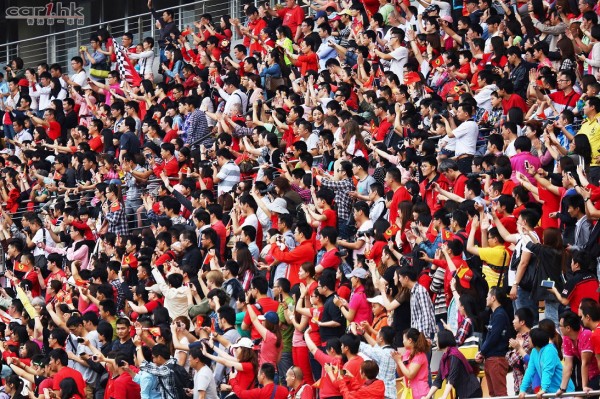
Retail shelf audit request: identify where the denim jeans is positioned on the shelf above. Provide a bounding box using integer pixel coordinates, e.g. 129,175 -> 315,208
544,300 -> 560,326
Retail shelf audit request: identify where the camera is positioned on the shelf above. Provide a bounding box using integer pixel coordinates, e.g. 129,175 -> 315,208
357,228 -> 374,238
467,167 -> 496,179
145,153 -> 152,160
542,119 -> 555,130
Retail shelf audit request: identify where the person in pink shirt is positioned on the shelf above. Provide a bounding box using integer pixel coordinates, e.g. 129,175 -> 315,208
560,310 -> 600,391
335,268 -> 374,325
510,136 -> 541,185
392,328 -> 431,399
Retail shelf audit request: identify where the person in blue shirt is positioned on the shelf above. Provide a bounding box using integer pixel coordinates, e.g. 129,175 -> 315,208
519,327 -> 574,398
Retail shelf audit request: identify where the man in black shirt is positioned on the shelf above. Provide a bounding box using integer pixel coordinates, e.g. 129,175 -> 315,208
111,317 -> 136,365
119,116 -> 141,163
316,272 -> 345,345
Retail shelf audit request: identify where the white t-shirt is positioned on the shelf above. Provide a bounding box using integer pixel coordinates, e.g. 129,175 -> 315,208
452,120 -> 478,156
194,365 -> 218,399
354,220 -> 374,260
71,70 -> 88,87
32,228 -> 56,257
389,47 -> 409,80
242,213 -> 259,229
303,133 -> 319,152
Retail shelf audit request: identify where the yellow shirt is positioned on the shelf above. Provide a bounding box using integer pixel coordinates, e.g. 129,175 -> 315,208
579,119 -> 600,166
478,245 -> 510,288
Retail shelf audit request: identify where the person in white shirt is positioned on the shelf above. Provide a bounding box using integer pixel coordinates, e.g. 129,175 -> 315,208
63,56 -> 88,88
440,103 -> 479,174
473,70 -> 499,112
128,37 -> 156,81
316,23 -> 338,70
375,28 -> 408,79
296,119 -> 319,154
189,347 -> 219,399
217,76 -> 248,116
29,72 -> 52,115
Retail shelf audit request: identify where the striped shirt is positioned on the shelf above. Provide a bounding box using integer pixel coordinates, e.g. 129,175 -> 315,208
216,160 -> 241,196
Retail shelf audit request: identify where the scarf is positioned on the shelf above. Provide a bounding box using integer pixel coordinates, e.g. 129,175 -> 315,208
439,346 -> 472,380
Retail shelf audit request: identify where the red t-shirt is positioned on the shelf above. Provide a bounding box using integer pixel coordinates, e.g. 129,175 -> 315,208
211,220 -> 227,257
319,248 -> 341,270
163,128 -> 179,144
89,135 -> 103,152
501,94 -> 528,115
501,179 -> 517,195
314,350 -> 343,399
549,90 -> 581,113
388,186 -> 412,225
452,174 -> 468,198
375,119 -> 392,141
53,367 -> 86,396
47,120 -> 62,140
113,372 -> 141,399
243,297 -> 280,339
277,6 -> 305,37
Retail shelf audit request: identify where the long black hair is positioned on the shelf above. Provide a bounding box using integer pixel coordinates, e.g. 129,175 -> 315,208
59,377 -> 82,399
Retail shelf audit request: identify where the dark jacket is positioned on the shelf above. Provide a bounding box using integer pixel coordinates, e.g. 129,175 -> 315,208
433,356 -> 482,398
480,306 -> 510,358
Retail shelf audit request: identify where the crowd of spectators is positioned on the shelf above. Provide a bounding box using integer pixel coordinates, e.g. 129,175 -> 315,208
2,0 -> 600,398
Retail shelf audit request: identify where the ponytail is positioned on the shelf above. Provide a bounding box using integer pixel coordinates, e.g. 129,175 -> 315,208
404,328 -> 431,359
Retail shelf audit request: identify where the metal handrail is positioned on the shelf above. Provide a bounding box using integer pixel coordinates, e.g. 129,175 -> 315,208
0,0 -> 208,49
473,390 -> 600,399
0,0 -> 234,68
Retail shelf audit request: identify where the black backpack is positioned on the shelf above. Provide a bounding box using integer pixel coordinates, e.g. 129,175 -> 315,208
158,362 -> 193,399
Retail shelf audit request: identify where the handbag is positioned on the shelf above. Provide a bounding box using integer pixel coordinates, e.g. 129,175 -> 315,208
397,380 -> 414,399
265,75 -> 286,91
90,59 -> 111,79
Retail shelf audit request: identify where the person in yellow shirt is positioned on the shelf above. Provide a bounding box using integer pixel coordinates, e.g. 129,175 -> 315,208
580,97 -> 600,184
466,212 -> 510,288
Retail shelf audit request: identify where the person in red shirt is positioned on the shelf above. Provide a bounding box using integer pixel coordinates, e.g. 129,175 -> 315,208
41,253 -> 68,300
272,0 -> 305,38
285,38 -> 319,76
232,363 -> 289,399
316,227 -> 342,273
109,354 -> 142,399
242,276 -> 281,340
419,156 -> 450,215
373,100 -> 392,141
235,6 -> 267,56
151,142 -> 179,184
88,119 -> 104,152
386,168 -> 412,225
497,79 -> 528,115
304,328 -> 343,399
270,223 -> 317,287
28,108 -> 62,141
552,252 -> 599,313
286,367 -> 315,399
439,160 -> 468,199
50,349 -> 86,398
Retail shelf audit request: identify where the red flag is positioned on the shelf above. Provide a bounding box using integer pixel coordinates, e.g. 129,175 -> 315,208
115,42 -> 142,87
432,55 -> 445,68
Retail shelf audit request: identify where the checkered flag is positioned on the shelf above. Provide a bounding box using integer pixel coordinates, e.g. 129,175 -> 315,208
115,42 -> 142,87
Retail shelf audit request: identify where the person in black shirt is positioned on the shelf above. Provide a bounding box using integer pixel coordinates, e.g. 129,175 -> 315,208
316,271 -> 345,344
111,317 -> 136,365
119,117 -> 141,163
